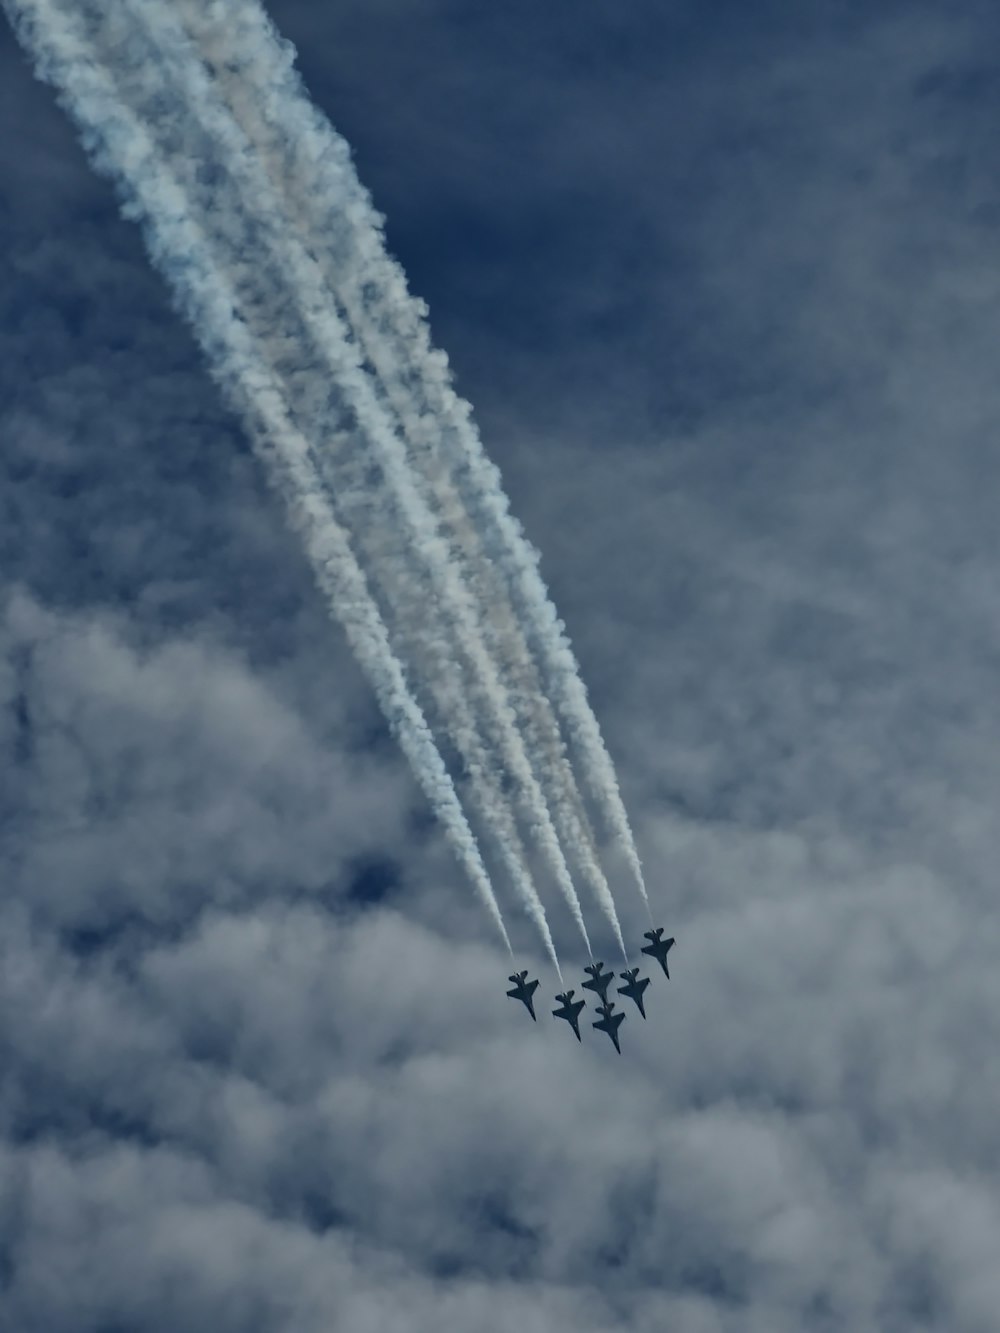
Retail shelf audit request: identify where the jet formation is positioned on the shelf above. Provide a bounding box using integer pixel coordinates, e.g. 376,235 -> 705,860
506,928 -> 676,1054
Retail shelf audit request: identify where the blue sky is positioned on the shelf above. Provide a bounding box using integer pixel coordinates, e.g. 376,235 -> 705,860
3,2 -> 1000,1329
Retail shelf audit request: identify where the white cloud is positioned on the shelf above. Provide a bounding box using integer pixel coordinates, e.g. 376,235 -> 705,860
4,0 -> 1000,1328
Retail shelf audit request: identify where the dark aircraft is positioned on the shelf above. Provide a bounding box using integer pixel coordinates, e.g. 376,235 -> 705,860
641,928 -> 675,978
552,990 -> 586,1041
617,968 -> 651,1018
581,961 -> 615,1004
506,971 -> 539,1021
593,1000 -> 626,1054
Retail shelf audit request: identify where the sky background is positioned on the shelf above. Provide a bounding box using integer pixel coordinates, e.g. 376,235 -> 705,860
3,1 -> 1000,1329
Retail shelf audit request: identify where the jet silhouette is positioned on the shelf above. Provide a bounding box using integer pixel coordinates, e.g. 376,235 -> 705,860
581,961 -> 615,1004
552,990 -> 586,1041
593,1000 -> 626,1054
617,967 -> 651,1018
640,928 -> 675,978
506,971 -> 539,1021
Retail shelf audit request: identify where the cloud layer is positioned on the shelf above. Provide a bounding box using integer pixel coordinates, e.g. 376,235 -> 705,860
3,1 -> 1000,1329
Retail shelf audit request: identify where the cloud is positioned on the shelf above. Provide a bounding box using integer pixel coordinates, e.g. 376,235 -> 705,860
4,0 -> 1000,1329
2,844 -> 996,1330
1,591 -> 420,939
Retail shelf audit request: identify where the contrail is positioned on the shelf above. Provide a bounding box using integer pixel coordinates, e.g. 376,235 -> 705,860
104,0 -> 564,965
349,543 -> 565,983
0,0 -> 540,962
113,0 -> 593,954
167,0 -> 650,923
164,0 -> 631,952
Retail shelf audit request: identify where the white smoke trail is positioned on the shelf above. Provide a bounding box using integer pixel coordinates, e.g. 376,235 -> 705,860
352,541 -> 566,983
113,0 -> 593,953
167,0 -> 650,924
162,0 -> 628,951
0,0 -> 556,965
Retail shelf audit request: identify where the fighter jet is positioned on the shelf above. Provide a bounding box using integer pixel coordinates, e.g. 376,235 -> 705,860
581,961 -> 615,1004
592,1000 -> 626,1054
552,990 -> 586,1041
640,928 -> 675,978
506,971 -> 539,1021
617,967 -> 651,1018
